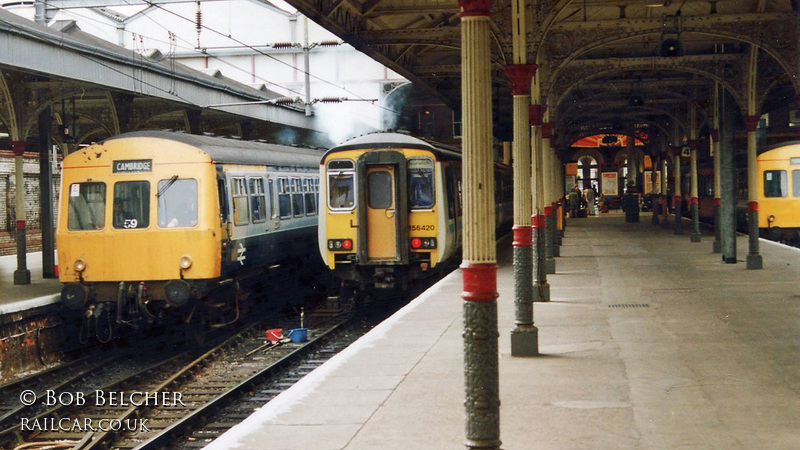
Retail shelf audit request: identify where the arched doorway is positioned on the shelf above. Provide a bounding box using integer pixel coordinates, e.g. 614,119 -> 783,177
577,156 -> 599,191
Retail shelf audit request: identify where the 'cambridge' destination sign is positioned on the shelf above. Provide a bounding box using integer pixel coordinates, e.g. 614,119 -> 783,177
113,159 -> 152,173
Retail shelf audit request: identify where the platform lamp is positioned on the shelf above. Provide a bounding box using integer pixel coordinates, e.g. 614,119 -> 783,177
59,97 -> 79,144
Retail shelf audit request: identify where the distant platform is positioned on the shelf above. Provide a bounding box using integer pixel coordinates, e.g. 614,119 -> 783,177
0,252 -> 60,318
207,214 -> 800,449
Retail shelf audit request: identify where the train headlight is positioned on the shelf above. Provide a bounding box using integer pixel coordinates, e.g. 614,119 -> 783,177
73,259 -> 86,273
410,237 -> 437,249
768,214 -> 776,224
328,239 -> 353,251
179,255 -> 193,269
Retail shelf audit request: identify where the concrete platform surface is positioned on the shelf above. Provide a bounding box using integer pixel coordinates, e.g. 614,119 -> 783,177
207,214 -> 800,449
0,252 -> 60,315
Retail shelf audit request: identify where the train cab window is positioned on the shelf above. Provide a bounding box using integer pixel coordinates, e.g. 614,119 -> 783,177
278,178 -> 291,219
303,179 -> 316,215
327,160 -> 355,210
158,178 -> 198,228
229,177 -> 249,225
291,178 -> 305,218
408,158 -> 434,209
112,181 -> 150,229
793,171 -> 800,197
67,182 -> 106,231
249,178 -> 267,223
764,170 -> 787,198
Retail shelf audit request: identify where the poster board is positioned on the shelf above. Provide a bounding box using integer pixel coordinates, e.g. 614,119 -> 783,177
565,175 -> 576,193
601,172 -> 618,196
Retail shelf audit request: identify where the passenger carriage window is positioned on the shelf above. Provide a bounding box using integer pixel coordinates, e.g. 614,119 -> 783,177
268,179 -> 277,219
227,177 -> 249,226
303,179 -> 316,215
368,171 -> 392,209
327,160 -> 355,210
793,171 -> 800,197
67,182 -> 106,231
158,178 -> 198,228
763,170 -> 787,198
249,178 -> 267,223
292,178 -> 305,217
408,158 -> 434,209
278,178 -> 291,219
113,181 -> 149,229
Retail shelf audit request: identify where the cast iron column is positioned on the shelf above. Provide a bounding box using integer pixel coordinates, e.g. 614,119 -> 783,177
661,157 -> 669,227
12,141 -> 30,285
689,140 -> 701,242
505,65 -> 538,357
542,123 -> 556,274
459,1 -> 501,448
712,129 -> 722,252
651,159 -> 660,224
531,104 -> 549,303
39,107 -> 56,278
673,148 -> 683,235
743,115 -> 763,269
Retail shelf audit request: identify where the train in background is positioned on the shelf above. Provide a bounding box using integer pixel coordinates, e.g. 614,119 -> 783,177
57,131 -> 324,341
319,131 -> 513,293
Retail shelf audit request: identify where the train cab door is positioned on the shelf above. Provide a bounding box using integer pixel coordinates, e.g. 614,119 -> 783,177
365,166 -> 397,260
357,151 -> 408,264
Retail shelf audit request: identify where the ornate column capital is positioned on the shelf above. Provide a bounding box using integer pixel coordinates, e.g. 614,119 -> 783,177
504,65 -> 537,96
10,141 -> 26,157
458,0 -> 492,17
743,115 -> 759,133
529,104 -> 546,127
710,129 -> 720,142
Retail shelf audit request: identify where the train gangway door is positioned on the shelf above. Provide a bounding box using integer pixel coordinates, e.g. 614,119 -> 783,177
366,165 -> 397,260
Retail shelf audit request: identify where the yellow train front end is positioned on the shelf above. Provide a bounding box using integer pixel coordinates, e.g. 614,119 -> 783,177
757,142 -> 800,243
319,133 -> 460,290
57,137 -> 221,332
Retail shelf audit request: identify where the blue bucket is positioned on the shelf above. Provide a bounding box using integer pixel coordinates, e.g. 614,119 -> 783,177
287,328 -> 308,343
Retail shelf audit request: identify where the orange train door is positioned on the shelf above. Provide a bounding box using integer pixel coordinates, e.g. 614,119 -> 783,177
365,165 -> 397,260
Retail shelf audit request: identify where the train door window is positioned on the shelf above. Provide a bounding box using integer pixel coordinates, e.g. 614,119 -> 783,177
227,177 -> 249,226
408,158 -> 434,209
278,178 -> 291,219
268,178 -> 277,219
327,160 -> 355,210
67,182 -> 106,231
291,178 -> 305,217
792,171 -> 800,197
303,179 -> 316,215
249,178 -> 266,223
158,178 -> 198,228
445,168 -> 456,220
368,171 -> 392,209
763,170 -> 787,198
217,178 -> 229,223
112,181 -> 149,229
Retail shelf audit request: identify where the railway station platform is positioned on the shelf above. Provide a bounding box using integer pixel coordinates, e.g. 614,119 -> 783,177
0,252 -> 60,317
207,212 -> 800,449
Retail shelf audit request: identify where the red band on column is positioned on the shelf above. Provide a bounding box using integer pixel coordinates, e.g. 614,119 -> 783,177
710,129 -> 720,142
541,123 -> 553,140
544,206 -> 553,216
9,141 -> 26,157
714,197 -> 721,207
673,196 -> 682,204
461,263 -> 498,301
532,214 -> 546,229
16,220 -> 25,230
690,197 -> 698,205
458,0 -> 492,16
748,201 -> 758,212
529,105 -> 546,127
512,226 -> 532,247
743,116 -> 759,133
688,140 -> 699,151
672,146 -> 682,157
504,65 -> 536,96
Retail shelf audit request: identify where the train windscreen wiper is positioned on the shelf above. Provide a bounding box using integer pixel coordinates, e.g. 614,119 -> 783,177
156,175 -> 179,198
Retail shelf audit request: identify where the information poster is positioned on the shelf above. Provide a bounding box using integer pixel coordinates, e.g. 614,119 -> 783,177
565,175 -> 576,193
601,172 -> 618,196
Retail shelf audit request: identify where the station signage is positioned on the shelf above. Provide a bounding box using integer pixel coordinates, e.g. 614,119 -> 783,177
113,159 -> 152,173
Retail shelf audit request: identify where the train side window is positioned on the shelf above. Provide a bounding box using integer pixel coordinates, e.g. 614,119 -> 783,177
67,182 -> 106,231
304,179 -> 316,215
445,169 -> 456,220
292,178 -> 305,217
792,171 -> 800,197
249,178 -> 267,223
408,158 -> 434,209
217,178 -> 229,223
764,170 -> 787,198
112,181 -> 149,229
227,177 -> 249,226
327,160 -> 355,210
278,178 -> 291,219
268,179 -> 277,219
158,178 -> 198,228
